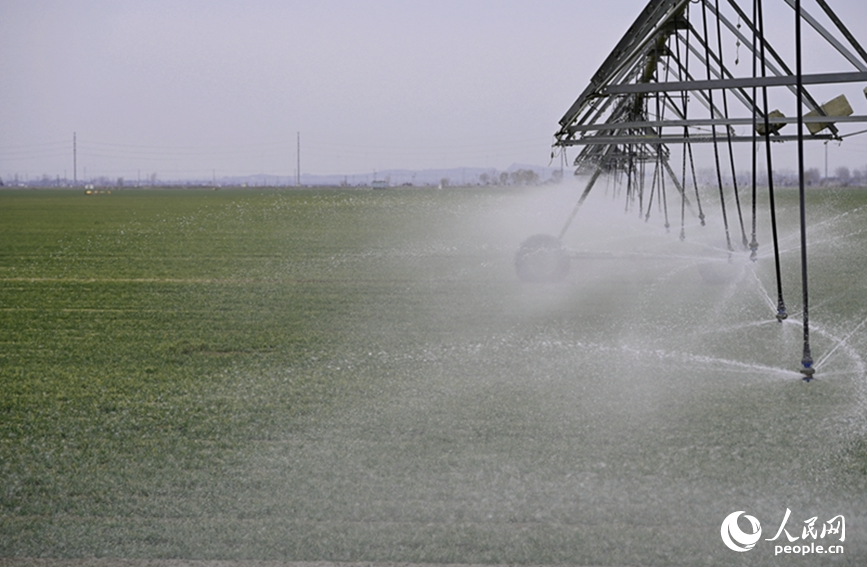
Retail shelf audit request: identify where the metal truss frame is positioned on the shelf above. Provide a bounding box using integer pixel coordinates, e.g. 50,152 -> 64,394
538,0 -> 867,378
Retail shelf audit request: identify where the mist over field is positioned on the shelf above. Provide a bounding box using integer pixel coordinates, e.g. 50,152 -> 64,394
4,0 -> 867,563
1,182 -> 865,564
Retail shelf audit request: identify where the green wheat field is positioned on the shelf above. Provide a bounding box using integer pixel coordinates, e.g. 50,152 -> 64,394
1,186 -> 866,566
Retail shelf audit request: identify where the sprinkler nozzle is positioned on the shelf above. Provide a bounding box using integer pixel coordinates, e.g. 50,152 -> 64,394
776,304 -> 788,322
800,364 -> 815,381
749,238 -> 759,262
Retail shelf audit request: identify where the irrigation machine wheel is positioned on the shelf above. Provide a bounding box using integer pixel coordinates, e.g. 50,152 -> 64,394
514,233 -> 570,283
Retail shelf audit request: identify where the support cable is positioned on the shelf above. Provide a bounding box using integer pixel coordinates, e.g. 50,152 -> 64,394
638,143 -> 647,219
676,25 -> 689,240
559,166 -> 605,240
669,38 -> 706,226
680,140 -> 688,238
645,70 -> 665,223
646,154 -> 658,222
626,143 -> 635,213
661,145 -> 670,231
702,0 -> 734,252
749,0 -> 760,261
795,0 -> 814,379
814,0 -> 867,66
757,0 -> 787,322
657,15 -> 704,226
723,0 -> 834,132
687,141 -> 703,225
715,0 -> 749,249
658,50 -> 671,232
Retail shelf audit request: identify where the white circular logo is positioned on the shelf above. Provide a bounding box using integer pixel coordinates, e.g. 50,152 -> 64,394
721,511 -> 762,552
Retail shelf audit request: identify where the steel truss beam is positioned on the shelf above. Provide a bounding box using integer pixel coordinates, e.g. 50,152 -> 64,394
598,71 -> 867,95
555,0 -> 867,178
561,133 -> 833,146
542,0 -> 867,377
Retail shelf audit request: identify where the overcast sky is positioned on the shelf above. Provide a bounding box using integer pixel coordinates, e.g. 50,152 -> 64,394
3,0 -> 867,182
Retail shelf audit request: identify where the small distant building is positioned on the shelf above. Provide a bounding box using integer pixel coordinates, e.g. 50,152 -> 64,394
371,179 -> 388,189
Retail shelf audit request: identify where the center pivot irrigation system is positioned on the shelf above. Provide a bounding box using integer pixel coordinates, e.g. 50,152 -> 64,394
515,0 -> 867,380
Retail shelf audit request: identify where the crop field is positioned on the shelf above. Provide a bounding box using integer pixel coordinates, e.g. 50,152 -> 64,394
1,185 -> 866,566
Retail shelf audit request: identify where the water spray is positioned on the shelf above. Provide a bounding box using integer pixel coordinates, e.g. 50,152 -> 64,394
520,0 -> 867,379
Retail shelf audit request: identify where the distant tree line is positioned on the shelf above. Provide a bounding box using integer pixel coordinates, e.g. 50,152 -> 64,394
476,169 -> 557,186
695,166 -> 867,188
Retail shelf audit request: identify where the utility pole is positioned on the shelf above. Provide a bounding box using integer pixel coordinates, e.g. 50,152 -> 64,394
296,132 -> 301,187
73,132 -> 77,186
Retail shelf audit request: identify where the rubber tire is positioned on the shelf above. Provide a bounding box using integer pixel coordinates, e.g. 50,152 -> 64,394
514,234 -> 570,283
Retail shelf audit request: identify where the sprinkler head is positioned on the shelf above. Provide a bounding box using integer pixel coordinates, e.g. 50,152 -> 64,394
800,365 -> 815,381
749,239 -> 759,262
776,306 -> 788,322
